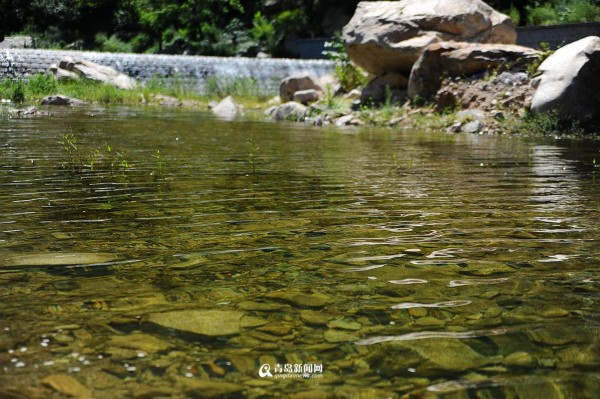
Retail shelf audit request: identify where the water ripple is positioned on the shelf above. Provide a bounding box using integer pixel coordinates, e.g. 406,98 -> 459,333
391,300 -> 472,309
355,328 -> 511,345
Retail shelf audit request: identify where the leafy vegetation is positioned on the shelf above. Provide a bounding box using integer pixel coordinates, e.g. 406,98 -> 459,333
323,34 -> 366,92
4,0 -> 596,57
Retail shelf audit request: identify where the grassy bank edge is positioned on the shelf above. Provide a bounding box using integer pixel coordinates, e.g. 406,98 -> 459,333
0,73 -> 595,138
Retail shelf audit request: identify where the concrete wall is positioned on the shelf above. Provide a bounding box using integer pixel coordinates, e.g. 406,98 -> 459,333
516,22 -> 600,49
0,49 -> 334,94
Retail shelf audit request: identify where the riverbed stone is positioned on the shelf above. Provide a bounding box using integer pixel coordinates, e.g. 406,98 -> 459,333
146,309 -> 244,336
2,251 -> 116,266
324,329 -> 359,343
265,289 -> 334,308
211,95 -> 238,118
41,374 -> 93,399
269,101 -> 308,122
109,332 -> 171,353
177,378 -> 244,399
503,351 -> 536,368
342,0 -> 516,76
368,338 -> 493,376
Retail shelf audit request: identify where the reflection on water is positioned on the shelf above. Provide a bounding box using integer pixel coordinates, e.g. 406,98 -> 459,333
1,107 -> 599,398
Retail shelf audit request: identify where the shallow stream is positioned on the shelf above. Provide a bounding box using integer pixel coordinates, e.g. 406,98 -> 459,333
1,107 -> 599,398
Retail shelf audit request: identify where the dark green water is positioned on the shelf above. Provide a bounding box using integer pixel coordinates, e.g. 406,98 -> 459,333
1,107 -> 599,398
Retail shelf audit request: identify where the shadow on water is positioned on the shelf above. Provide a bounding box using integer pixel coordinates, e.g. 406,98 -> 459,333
0,106 -> 599,398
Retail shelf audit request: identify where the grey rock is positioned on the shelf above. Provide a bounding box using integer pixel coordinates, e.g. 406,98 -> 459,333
531,36 -> 600,126
280,74 -> 322,102
461,120 -> 483,133
41,95 -> 89,107
293,89 -> 320,104
211,95 -> 238,118
270,101 -> 308,122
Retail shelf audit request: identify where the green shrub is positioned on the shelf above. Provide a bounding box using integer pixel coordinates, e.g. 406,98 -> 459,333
323,33 -> 367,92
527,3 -> 559,25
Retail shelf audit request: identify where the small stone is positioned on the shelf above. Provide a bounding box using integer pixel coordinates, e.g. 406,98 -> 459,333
503,351 -> 536,368
541,308 -> 569,318
265,290 -> 334,308
41,95 -> 88,107
236,301 -> 289,311
300,310 -> 331,325
461,120 -> 483,133
414,316 -> 445,327
324,329 -> 359,343
42,374 -> 92,399
109,332 -> 171,353
293,89 -> 320,104
256,323 -> 295,336
146,309 -> 244,336
327,318 -> 362,331
211,95 -> 237,118
177,378 -> 243,399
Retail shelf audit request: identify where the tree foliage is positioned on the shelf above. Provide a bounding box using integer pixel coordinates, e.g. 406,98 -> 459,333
1,0 -> 599,55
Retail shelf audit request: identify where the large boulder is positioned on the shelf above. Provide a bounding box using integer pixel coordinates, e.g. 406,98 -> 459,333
531,36 -> 600,126
408,42 -> 539,99
49,56 -> 137,90
342,0 -> 516,76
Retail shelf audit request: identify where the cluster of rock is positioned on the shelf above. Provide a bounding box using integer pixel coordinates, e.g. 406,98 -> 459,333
266,0 -> 600,132
49,56 -> 137,90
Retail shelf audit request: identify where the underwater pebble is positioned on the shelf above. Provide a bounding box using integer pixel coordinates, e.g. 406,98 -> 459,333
42,374 -> 93,399
327,318 -> 362,331
147,309 -> 244,336
324,329 -> 360,343
503,351 -> 536,368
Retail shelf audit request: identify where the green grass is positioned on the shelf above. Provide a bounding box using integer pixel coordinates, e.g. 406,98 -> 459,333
0,73 -> 275,108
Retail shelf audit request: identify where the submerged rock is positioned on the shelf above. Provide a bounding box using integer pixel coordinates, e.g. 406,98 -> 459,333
2,252 -> 117,267
146,309 -> 244,336
42,374 -> 93,399
177,378 -> 244,399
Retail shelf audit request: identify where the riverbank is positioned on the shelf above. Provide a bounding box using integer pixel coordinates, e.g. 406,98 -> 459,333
0,72 -> 595,138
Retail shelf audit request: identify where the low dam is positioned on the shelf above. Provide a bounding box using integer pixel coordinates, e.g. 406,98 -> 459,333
0,49 -> 334,95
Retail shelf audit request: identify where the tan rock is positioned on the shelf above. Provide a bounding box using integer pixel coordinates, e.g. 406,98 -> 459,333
408,42 -> 539,99
280,74 -> 323,102
146,309 -> 244,336
343,0 -> 516,76
42,374 -> 92,399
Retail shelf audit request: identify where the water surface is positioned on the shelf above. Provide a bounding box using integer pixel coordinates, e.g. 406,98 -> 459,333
1,107 -> 599,398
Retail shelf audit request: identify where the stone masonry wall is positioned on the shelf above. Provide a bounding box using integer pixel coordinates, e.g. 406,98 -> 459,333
0,49 -> 334,95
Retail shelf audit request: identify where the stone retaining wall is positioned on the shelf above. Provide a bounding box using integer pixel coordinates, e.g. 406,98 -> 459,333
0,49 -> 334,95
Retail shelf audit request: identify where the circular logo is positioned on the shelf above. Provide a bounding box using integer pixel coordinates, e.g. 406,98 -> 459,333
258,363 -> 273,378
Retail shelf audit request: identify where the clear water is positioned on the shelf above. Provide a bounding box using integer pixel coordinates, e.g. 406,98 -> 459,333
1,107 -> 599,398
